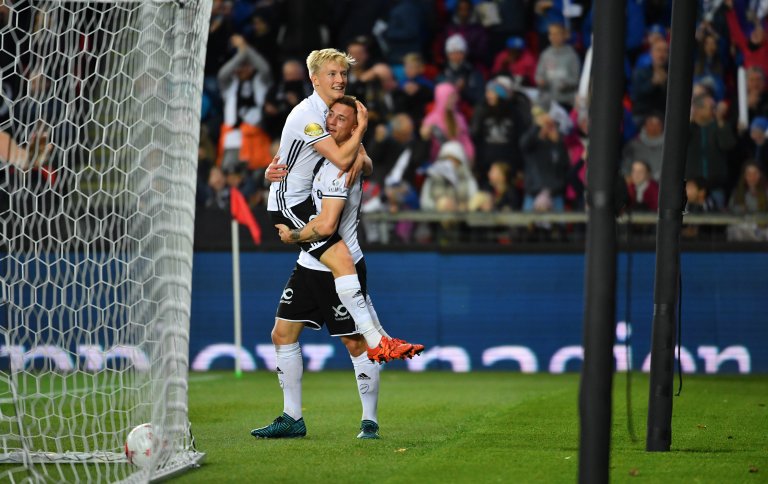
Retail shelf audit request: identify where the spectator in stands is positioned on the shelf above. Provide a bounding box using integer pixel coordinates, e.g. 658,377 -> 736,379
633,24 -> 668,70
519,109 -> 570,213
217,35 -> 273,174
225,162 -> 259,206
491,36 -> 538,87
392,53 -> 434,126
729,160 -> 768,214
469,161 -> 519,243
745,66 -> 768,125
382,0 -> 427,65
743,116 -> 768,172
420,82 -> 475,163
622,112 -> 665,180
631,38 -> 669,124
485,160 -> 519,211
683,176 -> 718,239
245,8 -> 281,78
470,78 -> 527,184
434,0 -> 489,68
201,165 -> 229,210
535,22 -> 581,111
685,93 -> 738,208
437,33 -> 486,108
346,36 -> 396,135
205,0 -> 235,83
368,113 -> 426,190
483,0 -> 529,54
420,140 -> 478,213
725,0 -> 768,81
727,160 -> 768,240
533,0 -> 566,50
626,160 -> 660,212
329,0 -> 389,53
363,112 -> 424,243
273,0 -> 331,60
262,59 -> 313,140
685,176 -> 717,213
693,30 -> 726,101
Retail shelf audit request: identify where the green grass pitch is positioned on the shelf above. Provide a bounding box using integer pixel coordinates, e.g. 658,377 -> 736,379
174,371 -> 767,484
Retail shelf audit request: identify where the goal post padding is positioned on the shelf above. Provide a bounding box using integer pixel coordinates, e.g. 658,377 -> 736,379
1,1 -> 211,482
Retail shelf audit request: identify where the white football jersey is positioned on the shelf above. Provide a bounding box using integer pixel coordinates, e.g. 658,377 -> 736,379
267,91 -> 331,211
297,159 -> 363,272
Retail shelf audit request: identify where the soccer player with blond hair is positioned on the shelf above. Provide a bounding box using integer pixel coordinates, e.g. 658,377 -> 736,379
259,49 -> 420,438
253,96 -> 423,440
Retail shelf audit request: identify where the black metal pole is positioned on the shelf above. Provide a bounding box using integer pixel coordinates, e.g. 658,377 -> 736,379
646,0 -> 698,452
578,0 -> 625,482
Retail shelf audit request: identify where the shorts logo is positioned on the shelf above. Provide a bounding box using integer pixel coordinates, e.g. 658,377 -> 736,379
304,123 -> 324,137
280,288 -> 293,304
332,304 -> 351,320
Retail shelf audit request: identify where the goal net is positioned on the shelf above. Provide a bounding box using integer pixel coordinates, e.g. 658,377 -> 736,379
0,0 -> 210,482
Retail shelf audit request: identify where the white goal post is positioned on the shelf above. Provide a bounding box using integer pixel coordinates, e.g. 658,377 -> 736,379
0,0 -> 210,482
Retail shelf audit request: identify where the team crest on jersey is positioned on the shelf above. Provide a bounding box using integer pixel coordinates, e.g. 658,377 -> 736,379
304,123 -> 324,137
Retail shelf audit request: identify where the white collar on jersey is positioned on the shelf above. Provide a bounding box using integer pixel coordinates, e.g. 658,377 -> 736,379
309,91 -> 329,117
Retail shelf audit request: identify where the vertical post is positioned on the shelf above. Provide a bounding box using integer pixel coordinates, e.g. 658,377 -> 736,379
578,0 -> 625,482
646,0 -> 697,452
231,220 -> 243,378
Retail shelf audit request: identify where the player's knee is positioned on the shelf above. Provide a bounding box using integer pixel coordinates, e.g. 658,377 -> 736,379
341,335 -> 367,357
321,242 -> 355,275
271,320 -> 300,345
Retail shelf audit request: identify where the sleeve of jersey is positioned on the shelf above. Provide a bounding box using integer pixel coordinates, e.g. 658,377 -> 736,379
298,112 -> 331,145
321,173 -> 349,200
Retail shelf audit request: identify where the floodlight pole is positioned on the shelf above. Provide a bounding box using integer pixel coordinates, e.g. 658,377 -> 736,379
578,0 -> 625,482
646,0 -> 697,452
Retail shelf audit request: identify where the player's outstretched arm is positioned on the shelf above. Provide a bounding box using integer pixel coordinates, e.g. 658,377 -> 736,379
275,197 -> 346,243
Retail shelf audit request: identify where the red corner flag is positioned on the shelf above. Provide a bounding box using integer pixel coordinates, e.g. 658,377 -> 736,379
230,187 -> 262,244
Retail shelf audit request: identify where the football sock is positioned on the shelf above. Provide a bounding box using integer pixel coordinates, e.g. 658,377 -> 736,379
334,275 -> 382,348
350,352 -> 379,423
275,342 -> 303,420
366,294 -> 390,338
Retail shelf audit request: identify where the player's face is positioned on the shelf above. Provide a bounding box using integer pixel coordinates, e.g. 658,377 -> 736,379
312,60 -> 347,105
326,103 -> 357,144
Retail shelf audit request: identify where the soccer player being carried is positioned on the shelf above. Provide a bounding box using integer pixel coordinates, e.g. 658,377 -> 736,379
265,48 -> 419,363
253,50 -> 424,439
252,95 -> 423,440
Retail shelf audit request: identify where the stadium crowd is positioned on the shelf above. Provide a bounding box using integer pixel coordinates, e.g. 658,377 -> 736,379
195,0 -> 768,244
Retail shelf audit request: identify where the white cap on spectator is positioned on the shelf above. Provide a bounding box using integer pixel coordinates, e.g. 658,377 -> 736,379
445,34 -> 468,53
437,140 -> 468,165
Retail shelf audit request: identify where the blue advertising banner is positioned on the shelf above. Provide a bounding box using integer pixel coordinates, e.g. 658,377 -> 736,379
189,251 -> 767,374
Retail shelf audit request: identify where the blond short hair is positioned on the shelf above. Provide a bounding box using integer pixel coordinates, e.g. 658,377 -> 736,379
306,48 -> 356,76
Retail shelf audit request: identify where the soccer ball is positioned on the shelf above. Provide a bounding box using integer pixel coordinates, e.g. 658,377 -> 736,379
124,423 -> 157,467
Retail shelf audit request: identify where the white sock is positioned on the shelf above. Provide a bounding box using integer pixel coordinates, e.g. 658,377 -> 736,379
335,275 -> 382,348
350,352 -> 380,423
366,294 -> 390,338
275,343 -> 303,420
